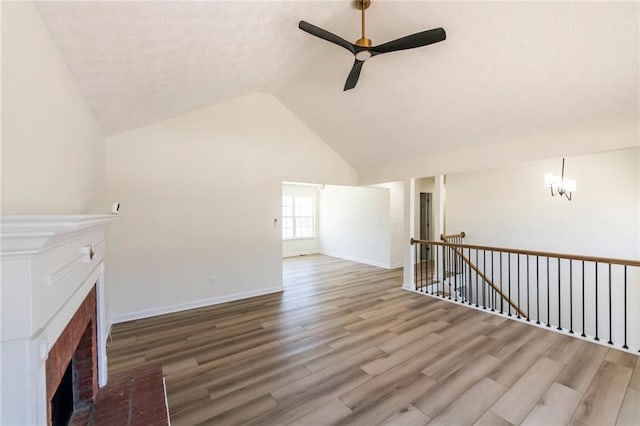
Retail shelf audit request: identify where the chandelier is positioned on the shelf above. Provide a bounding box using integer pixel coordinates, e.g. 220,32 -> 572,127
544,158 -> 576,201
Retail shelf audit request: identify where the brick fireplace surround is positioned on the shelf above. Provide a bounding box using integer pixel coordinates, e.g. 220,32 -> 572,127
46,286 -> 97,425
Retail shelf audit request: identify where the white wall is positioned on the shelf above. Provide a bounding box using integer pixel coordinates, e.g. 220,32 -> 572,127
282,184 -> 320,257
446,148 -> 640,259
319,185 -> 392,268
373,182 -> 404,268
1,2 -> 106,214
106,93 -> 356,321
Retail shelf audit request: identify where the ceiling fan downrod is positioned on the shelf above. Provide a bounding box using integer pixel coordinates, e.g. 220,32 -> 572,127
355,0 -> 372,48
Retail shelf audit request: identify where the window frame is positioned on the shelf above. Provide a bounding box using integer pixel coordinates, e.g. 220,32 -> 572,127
282,194 -> 316,240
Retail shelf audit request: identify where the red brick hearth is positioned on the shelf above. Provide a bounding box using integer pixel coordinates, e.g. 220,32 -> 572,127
90,365 -> 169,426
46,286 -> 97,425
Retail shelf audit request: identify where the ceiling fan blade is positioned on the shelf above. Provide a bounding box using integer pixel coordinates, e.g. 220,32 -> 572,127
344,60 -> 364,91
299,21 -> 355,54
371,27 -> 446,54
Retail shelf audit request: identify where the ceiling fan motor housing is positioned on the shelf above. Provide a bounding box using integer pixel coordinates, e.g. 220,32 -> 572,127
356,37 -> 372,47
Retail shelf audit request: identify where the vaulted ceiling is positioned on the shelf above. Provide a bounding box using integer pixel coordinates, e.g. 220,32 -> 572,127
37,1 -> 639,171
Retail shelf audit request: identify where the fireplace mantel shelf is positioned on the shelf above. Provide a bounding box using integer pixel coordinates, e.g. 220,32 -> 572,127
1,215 -> 117,256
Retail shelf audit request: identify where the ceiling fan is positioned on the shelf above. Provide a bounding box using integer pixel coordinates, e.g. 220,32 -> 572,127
298,0 -> 446,91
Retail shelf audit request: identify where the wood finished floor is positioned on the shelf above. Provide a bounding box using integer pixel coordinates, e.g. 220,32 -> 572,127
108,255 -> 640,425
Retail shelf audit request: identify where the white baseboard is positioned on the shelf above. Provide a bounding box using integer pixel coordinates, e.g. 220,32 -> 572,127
283,250 -> 320,258
402,282 -> 414,290
111,286 -> 284,324
320,251 -> 400,269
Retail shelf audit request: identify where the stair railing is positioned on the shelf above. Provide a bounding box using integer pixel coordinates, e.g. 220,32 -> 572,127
411,237 -> 640,353
440,232 -> 465,281
415,232 -> 466,297
440,232 -> 524,317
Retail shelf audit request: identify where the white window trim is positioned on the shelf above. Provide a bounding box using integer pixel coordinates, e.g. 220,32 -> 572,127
282,195 -> 316,240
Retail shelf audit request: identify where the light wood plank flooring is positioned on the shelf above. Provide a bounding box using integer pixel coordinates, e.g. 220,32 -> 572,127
108,254 -> 640,425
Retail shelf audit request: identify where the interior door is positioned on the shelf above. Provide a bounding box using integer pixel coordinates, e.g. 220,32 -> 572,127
419,192 -> 432,261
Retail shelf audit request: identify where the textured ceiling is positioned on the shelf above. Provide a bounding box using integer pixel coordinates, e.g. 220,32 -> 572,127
36,1 -> 346,134
36,1 -> 639,170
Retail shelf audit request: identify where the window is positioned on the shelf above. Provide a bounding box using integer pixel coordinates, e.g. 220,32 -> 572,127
282,195 -> 315,239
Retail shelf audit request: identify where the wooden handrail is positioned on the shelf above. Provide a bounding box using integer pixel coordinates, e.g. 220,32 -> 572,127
411,238 -> 640,267
440,232 -> 465,241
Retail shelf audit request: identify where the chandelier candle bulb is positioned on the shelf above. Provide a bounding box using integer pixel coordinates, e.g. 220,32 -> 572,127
544,172 -> 556,187
564,178 -> 577,192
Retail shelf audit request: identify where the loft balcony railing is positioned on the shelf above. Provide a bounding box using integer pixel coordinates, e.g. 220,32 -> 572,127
411,235 -> 640,353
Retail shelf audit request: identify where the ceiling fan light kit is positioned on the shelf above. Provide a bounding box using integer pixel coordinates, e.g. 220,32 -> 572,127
298,0 -> 446,91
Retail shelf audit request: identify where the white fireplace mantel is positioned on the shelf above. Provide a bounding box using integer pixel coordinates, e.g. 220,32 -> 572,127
1,215 -> 115,425
1,215 -> 116,256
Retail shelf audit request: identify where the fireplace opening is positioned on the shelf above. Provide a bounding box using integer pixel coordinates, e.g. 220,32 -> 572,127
46,287 -> 98,425
51,359 -> 74,426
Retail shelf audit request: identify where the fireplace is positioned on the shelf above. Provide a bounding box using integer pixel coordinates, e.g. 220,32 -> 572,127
46,286 -> 98,425
0,215 -> 115,425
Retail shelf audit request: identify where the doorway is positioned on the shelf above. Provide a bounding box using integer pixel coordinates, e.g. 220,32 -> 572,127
419,192 -> 432,261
